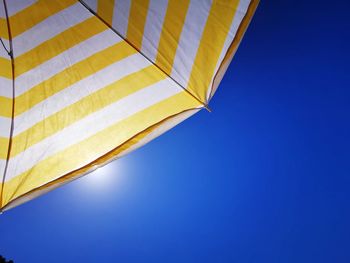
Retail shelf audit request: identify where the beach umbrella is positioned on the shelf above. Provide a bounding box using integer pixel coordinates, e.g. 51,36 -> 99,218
0,0 -> 258,211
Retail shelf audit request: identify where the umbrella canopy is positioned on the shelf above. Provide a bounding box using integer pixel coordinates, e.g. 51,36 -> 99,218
0,0 -> 258,211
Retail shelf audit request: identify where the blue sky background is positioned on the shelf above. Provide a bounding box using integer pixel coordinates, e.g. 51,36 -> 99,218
1,1 -> 349,262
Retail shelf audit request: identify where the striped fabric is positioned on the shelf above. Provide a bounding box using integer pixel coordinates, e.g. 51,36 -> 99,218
0,0 -> 258,211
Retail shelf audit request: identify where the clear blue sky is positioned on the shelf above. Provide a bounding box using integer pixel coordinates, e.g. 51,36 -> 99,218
1,1 -> 349,262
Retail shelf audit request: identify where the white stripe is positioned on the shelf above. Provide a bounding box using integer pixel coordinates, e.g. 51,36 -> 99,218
0,0 -> 36,18
0,116 -> 11,137
141,0 -> 168,62
207,0 -> 249,100
0,77 -> 12,98
112,0 -> 131,38
15,30 -> 122,96
170,0 -> 212,88
6,78 -> 183,181
13,3 -> 91,56
13,53 -> 150,136
0,1 -> 5,18
0,52 -> 7,59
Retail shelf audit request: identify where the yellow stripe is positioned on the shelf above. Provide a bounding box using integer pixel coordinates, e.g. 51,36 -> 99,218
155,0 -> 190,75
7,0 -> 76,39
0,136 -> 9,161
0,41 -> 135,119
8,66 -> 165,159
0,57 -> 11,79
15,17 -> 106,76
0,137 -> 8,148
186,0 -> 239,102
0,96 -> 11,119
3,91 -> 200,205
0,18 -> 7,39
97,0 -> 115,25
126,0 -> 150,50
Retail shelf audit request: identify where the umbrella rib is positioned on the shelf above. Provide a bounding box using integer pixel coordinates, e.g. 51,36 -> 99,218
0,0 -> 15,211
78,0 -> 211,112
0,37 -> 10,55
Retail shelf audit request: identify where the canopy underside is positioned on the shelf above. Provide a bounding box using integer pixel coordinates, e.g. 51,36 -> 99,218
0,0 -> 258,211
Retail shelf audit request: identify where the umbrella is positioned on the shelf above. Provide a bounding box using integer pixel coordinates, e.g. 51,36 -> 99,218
0,0 -> 259,212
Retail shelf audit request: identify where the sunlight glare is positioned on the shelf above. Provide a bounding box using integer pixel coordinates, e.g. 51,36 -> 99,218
79,160 -> 125,191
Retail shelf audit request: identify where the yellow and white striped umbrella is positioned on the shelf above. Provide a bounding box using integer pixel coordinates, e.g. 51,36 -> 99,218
0,0 -> 258,211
